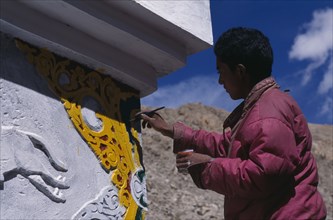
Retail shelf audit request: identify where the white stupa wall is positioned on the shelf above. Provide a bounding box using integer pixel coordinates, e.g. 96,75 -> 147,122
0,1 -> 212,219
134,0 -> 212,46
1,33 -> 146,219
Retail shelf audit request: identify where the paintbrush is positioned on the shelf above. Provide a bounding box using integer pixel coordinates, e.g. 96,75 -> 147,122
130,106 -> 165,122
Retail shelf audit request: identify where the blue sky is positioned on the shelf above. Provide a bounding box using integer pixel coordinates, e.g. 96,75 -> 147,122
142,0 -> 333,125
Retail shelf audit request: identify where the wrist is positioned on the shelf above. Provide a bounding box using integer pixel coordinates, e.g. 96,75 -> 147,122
161,124 -> 174,138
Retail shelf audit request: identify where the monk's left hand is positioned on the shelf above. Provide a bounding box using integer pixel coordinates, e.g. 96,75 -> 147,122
176,152 -> 213,170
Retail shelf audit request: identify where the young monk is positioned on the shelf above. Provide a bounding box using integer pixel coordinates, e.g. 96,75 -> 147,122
141,27 -> 327,220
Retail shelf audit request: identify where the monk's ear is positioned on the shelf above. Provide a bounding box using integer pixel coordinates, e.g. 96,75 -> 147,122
236,64 -> 247,79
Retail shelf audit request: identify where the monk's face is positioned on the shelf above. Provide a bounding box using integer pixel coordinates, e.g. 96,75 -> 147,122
216,58 -> 248,100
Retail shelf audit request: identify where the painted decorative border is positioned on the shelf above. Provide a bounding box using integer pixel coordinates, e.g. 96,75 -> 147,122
16,39 -> 147,219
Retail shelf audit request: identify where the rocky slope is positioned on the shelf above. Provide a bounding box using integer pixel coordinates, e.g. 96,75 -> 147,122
141,103 -> 333,220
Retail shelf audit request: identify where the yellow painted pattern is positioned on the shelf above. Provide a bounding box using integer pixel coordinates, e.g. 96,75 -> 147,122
16,39 -> 146,219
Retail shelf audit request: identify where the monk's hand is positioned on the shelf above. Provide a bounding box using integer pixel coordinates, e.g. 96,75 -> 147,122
176,151 -> 213,171
140,113 -> 174,138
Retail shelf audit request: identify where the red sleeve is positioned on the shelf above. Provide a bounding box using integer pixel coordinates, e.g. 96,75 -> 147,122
198,118 -> 300,199
173,122 -> 229,157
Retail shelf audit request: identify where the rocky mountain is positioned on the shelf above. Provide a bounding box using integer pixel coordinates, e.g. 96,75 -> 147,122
141,103 -> 333,220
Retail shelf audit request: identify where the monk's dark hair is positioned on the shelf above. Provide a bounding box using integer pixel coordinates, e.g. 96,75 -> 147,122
214,27 -> 273,84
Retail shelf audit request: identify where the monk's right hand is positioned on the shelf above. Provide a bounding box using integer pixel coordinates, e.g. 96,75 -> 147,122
140,113 -> 174,138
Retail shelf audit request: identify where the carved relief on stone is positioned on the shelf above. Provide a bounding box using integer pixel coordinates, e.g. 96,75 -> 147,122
72,185 -> 126,220
131,169 -> 148,210
15,39 -> 147,219
0,126 -> 69,203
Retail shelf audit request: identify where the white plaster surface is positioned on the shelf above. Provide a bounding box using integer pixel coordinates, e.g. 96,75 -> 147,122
72,185 -> 126,219
134,0 -> 213,45
0,33 -> 112,219
0,0 -> 213,97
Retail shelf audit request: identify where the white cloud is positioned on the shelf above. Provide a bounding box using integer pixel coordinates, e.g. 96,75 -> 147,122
318,58 -> 333,94
289,8 -> 332,61
318,96 -> 333,122
289,8 -> 333,88
289,8 -> 333,123
300,56 -> 326,85
141,74 -> 240,112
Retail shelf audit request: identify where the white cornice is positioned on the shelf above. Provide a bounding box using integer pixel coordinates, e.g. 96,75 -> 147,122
0,0 -> 212,97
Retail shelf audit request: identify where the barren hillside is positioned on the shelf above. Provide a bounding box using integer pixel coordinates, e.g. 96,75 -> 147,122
141,103 -> 333,220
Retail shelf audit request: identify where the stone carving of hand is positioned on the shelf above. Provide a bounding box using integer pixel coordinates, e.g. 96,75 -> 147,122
1,126 -> 69,203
